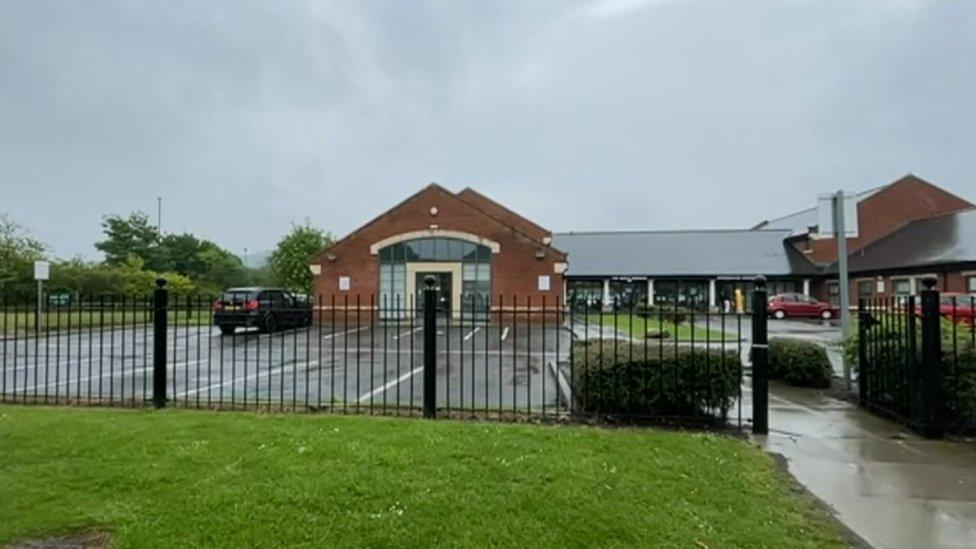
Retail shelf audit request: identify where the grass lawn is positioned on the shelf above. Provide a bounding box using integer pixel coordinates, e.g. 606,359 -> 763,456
0,406 -> 844,548
588,313 -> 732,341
0,310 -> 211,333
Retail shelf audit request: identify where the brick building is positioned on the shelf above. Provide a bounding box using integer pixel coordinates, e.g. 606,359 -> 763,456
311,184 -> 567,317
755,174 -> 976,307
313,175 -> 975,316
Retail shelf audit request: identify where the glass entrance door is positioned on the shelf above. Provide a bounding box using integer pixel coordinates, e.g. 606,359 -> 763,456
416,272 -> 453,314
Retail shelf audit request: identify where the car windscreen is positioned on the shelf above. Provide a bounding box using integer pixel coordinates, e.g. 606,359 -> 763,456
219,291 -> 257,303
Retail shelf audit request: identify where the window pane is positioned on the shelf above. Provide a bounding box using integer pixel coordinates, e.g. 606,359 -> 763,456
476,244 -> 491,262
968,277 -> 976,293
418,239 -> 434,260
379,246 -> 392,261
461,242 -> 477,262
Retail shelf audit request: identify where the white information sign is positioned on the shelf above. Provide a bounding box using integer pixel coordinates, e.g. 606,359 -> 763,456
338,276 -> 350,291
34,261 -> 50,281
538,275 -> 551,291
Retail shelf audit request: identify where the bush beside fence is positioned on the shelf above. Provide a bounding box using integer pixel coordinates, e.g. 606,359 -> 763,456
570,340 -> 741,422
768,338 -> 832,388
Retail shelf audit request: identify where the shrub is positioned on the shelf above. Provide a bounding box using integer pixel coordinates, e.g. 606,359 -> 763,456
634,305 -> 691,324
768,338 -> 833,388
570,340 -> 740,421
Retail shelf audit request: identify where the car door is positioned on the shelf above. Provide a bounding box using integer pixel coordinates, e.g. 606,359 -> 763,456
796,294 -> 819,316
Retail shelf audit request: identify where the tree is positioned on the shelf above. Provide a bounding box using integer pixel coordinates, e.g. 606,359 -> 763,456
269,223 -> 332,293
0,212 -> 46,299
95,212 -> 160,266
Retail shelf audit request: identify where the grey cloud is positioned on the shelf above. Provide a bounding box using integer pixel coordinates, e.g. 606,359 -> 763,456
0,0 -> 973,259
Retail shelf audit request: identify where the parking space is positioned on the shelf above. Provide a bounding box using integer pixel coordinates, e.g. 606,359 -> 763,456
0,322 -> 574,415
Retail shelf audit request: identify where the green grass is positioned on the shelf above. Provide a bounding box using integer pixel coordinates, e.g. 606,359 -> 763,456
588,313 -> 730,341
0,406 -> 844,548
0,311 -> 210,332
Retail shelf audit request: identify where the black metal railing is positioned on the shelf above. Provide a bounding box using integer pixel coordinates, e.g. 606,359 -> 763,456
1,277 -> 773,432
858,279 -> 976,437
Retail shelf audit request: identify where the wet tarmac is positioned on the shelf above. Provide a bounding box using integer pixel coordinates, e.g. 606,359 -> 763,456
759,383 -> 976,549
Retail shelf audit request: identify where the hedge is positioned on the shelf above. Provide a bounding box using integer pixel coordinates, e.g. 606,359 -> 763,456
768,338 -> 833,388
570,341 -> 740,421
634,305 -> 692,324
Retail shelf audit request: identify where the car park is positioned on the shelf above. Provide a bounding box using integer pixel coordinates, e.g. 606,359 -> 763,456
767,293 -> 834,320
212,287 -> 313,335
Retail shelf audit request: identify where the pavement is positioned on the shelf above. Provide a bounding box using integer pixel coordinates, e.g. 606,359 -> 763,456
759,383 -> 976,549
0,322 -> 574,414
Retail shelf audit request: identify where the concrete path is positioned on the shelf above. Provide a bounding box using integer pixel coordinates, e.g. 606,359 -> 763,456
758,384 -> 976,549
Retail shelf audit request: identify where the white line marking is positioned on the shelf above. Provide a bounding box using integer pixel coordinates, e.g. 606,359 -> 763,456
463,326 -> 481,341
16,360 -> 204,393
176,360 -> 317,398
500,327 -> 510,341
356,365 -> 424,403
393,327 -> 422,340
322,327 -> 367,340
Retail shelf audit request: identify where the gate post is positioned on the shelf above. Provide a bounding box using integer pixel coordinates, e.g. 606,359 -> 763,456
152,278 -> 169,408
422,276 -> 437,419
751,275 -> 769,435
919,278 -> 945,438
857,298 -> 868,405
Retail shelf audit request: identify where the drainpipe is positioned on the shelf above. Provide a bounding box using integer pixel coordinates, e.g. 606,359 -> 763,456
802,278 -> 811,297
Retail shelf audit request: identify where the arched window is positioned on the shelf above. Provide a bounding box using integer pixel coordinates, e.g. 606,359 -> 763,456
378,237 -> 491,318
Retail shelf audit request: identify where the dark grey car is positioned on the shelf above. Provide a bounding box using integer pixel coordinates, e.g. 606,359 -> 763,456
213,287 -> 313,335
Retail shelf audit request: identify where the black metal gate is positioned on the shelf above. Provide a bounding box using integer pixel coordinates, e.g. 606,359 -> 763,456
858,279 -> 976,437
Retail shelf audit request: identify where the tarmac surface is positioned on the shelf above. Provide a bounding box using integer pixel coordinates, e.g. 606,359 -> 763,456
0,321 -> 574,415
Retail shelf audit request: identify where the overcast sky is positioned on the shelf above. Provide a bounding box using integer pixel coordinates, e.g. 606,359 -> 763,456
1,0 -> 973,260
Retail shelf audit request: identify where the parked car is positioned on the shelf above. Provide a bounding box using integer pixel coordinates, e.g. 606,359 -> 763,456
913,292 -> 976,325
767,293 -> 834,320
212,287 -> 313,335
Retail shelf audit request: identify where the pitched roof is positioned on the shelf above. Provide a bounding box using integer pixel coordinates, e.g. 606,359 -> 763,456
455,188 -> 551,243
829,210 -> 976,274
751,187 -> 881,235
553,229 -> 819,277
315,183 -> 566,261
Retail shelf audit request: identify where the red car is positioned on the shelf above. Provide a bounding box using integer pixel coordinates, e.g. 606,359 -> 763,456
767,293 -> 834,320
915,293 -> 976,325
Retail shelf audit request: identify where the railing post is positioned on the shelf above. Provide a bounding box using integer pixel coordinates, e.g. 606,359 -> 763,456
857,298 -> 869,405
422,276 -> 437,419
751,275 -> 769,435
919,278 -> 945,438
152,278 -> 168,409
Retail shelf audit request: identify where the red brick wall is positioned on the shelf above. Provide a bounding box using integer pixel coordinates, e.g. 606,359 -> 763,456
311,185 -> 566,311
797,176 -> 973,264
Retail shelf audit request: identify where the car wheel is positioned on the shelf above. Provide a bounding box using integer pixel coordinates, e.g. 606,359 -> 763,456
773,310 -> 786,320
218,325 -> 235,336
262,314 -> 278,333
820,309 -> 833,320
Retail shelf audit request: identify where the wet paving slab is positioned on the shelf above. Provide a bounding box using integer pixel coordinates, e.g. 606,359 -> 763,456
758,383 -> 976,549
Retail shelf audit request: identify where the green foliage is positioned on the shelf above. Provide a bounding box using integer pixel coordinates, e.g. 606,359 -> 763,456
571,341 -> 741,420
95,212 -> 160,266
768,338 -> 833,388
0,213 -> 46,300
93,211 -> 255,294
635,304 -> 691,324
48,257 -> 195,298
270,223 -> 332,293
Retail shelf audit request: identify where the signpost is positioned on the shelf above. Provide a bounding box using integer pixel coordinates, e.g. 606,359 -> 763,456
817,192 -> 857,389
34,260 -> 50,332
